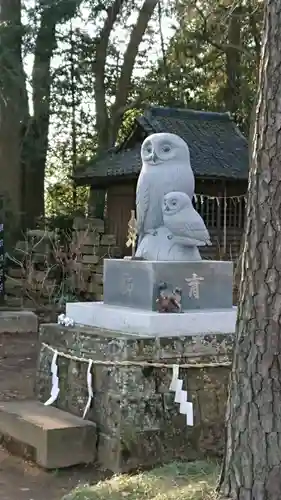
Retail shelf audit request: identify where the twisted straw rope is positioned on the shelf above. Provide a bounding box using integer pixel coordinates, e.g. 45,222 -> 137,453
42,342 -> 231,369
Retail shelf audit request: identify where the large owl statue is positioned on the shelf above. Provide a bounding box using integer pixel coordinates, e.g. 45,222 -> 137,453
136,133 -> 195,243
162,191 -> 211,247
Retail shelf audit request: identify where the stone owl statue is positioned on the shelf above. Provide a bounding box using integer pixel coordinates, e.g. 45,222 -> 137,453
162,191 -> 211,247
136,133 -> 195,243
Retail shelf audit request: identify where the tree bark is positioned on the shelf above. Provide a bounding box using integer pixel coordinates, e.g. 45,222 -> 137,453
22,0 -> 83,228
22,9 -> 57,227
91,0 -> 158,218
109,0 -> 158,144
0,0 -> 25,233
219,2 -> 281,499
224,4 -> 242,116
90,0 -> 126,218
94,0 -> 126,152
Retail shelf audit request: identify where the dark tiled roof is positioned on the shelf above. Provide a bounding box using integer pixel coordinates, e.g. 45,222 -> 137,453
75,106 -> 249,182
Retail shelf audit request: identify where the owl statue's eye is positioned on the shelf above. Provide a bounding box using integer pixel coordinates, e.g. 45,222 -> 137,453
172,200 -> 177,206
146,145 -> 152,154
162,144 -> 171,153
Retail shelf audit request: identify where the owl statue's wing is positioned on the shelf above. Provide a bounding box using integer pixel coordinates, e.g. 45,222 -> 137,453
182,208 -> 211,243
170,207 -> 210,244
136,170 -> 150,239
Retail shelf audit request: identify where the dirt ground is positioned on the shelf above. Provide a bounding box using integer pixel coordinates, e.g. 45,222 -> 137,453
0,331 -> 107,500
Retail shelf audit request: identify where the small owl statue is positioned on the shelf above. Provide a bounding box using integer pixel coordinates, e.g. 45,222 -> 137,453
162,191 -> 211,247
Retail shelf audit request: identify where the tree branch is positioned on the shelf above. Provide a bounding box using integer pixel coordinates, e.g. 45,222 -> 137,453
157,0 -> 171,100
32,0 -> 83,123
94,0 -> 126,150
247,1 -> 261,63
194,3 -> 251,57
110,0 -> 158,143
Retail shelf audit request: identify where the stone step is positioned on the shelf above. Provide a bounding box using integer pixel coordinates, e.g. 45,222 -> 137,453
0,310 -> 38,333
0,400 -> 96,469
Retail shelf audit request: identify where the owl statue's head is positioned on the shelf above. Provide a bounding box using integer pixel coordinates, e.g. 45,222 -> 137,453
163,191 -> 192,215
141,132 -> 190,168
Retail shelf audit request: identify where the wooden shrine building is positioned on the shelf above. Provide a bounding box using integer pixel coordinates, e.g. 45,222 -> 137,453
74,106 -> 249,259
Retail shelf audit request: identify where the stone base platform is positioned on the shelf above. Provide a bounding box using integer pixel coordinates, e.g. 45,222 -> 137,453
66,301 -> 237,336
0,310 -> 38,333
36,323 -> 234,472
0,400 -> 96,469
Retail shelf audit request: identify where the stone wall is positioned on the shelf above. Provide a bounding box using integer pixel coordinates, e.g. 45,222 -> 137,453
72,216 -> 121,301
5,219 -> 121,308
35,324 -> 234,473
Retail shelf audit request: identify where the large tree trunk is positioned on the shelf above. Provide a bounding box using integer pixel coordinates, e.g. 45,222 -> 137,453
219,2 -> 281,499
22,11 -> 57,227
89,0 -> 126,218
0,0 -> 25,235
22,0 -> 83,228
90,0 -> 158,218
224,4 -> 242,116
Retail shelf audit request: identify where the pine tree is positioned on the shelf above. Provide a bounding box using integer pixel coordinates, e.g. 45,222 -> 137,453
219,2 -> 281,498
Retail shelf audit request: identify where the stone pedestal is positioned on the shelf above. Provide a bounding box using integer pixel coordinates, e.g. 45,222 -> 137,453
66,301 -> 237,337
59,257 -> 236,470
36,323 -> 234,473
103,259 -> 233,311
66,258 -> 235,337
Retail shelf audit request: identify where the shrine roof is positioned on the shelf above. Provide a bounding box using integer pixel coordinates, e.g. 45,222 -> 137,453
74,106 -> 249,186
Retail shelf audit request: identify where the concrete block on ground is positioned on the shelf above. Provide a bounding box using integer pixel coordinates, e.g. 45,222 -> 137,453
0,400 -> 96,469
0,310 -> 38,333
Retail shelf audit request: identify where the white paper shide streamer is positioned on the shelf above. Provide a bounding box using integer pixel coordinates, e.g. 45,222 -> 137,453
169,364 -> 194,426
44,351 -> 60,406
83,360 -> 93,419
42,344 -> 194,425
169,364 -> 179,391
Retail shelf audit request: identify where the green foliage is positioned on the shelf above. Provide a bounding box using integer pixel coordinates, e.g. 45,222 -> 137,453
44,0 -> 260,220
117,108 -> 142,144
134,0 -> 262,136
46,22 -> 97,215
45,181 -> 88,217
45,0 -> 161,214
4,0 -> 260,226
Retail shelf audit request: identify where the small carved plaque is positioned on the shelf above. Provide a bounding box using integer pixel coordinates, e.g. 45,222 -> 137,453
121,273 -> 134,296
185,273 -> 204,299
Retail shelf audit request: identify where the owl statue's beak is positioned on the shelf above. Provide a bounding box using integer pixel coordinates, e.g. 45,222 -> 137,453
151,151 -> 158,163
